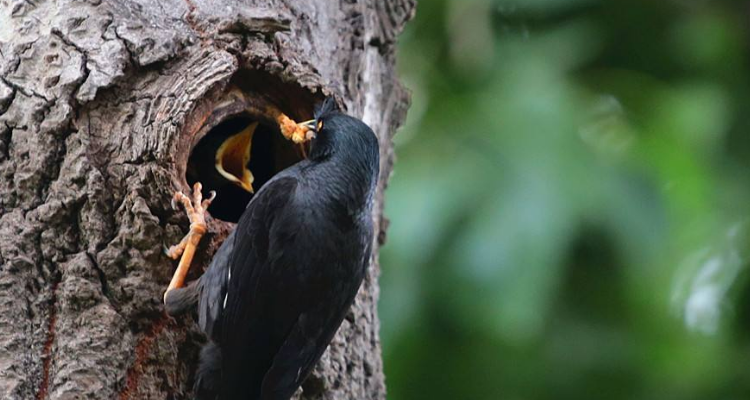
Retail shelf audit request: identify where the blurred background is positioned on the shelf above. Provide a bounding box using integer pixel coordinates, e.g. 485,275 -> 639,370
379,0 -> 750,399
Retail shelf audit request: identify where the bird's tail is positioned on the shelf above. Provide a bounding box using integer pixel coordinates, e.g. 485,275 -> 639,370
163,282 -> 199,317
194,340 -> 222,400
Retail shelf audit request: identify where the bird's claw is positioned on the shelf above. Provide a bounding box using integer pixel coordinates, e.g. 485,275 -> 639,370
164,241 -> 185,260
163,183 -> 215,301
202,190 -> 217,210
170,183 -> 214,227
166,183 -> 215,259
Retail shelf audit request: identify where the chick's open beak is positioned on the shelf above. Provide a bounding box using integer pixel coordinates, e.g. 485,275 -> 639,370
215,122 -> 257,193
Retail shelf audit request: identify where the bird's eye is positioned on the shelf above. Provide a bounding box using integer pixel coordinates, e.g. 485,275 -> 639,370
317,121 -> 324,131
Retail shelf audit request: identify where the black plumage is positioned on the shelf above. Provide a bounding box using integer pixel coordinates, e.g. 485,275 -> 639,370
166,99 -> 380,400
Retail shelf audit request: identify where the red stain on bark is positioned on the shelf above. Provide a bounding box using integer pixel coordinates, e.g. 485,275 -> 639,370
181,0 -> 209,43
36,282 -> 59,400
117,314 -> 170,400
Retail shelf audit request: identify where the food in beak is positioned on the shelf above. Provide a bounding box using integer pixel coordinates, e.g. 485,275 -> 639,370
277,115 -> 317,143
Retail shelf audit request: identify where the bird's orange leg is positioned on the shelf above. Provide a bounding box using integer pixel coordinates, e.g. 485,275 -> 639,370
163,182 -> 216,303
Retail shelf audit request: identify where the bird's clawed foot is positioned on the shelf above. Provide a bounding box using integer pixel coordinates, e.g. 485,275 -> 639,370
165,183 -> 216,259
164,182 -> 215,303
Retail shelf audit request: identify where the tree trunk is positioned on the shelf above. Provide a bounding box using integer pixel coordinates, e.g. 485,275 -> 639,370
0,0 -> 413,398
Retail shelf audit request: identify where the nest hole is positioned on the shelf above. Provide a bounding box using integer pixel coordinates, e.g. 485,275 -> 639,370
186,114 -> 306,222
183,70 -> 321,223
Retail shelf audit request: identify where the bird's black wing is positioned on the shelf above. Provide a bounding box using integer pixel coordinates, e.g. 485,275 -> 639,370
259,246 -> 371,400
219,174 -> 301,398
221,180 -> 372,399
197,229 -> 234,341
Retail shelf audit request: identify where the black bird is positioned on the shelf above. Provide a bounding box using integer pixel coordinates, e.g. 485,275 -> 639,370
164,98 -> 380,400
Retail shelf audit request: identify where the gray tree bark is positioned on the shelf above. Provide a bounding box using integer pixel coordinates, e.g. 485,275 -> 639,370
0,0 -> 414,398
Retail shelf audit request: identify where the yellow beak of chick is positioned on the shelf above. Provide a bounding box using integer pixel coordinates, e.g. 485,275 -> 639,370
215,122 -> 257,193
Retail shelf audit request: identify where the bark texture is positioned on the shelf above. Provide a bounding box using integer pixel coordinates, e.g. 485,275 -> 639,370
0,0 -> 414,398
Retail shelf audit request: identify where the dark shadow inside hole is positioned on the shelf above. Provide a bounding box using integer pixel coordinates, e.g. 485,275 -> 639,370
186,115 -> 305,223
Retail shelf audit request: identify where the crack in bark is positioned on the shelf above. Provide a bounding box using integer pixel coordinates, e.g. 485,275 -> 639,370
112,27 -> 138,68
0,75 -> 51,104
49,29 -> 91,106
0,80 -> 15,114
0,41 -> 30,77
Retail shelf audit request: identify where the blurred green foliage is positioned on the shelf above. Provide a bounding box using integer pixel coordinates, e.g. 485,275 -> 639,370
381,0 -> 750,399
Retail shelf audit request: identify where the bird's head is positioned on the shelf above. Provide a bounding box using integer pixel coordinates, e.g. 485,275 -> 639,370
306,98 -> 379,165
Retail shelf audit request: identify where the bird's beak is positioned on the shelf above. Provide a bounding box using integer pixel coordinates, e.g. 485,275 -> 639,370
300,119 -> 317,139
215,122 -> 257,193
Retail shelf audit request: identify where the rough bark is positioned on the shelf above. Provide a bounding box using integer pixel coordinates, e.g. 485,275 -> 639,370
0,0 -> 414,398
